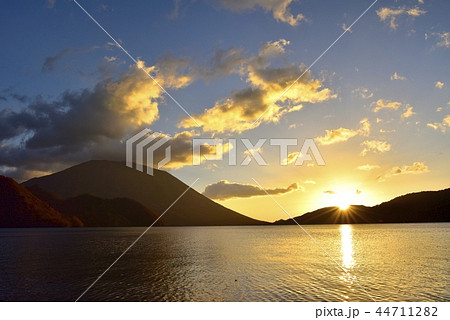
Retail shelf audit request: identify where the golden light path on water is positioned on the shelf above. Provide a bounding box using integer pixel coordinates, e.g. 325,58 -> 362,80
340,225 -> 355,270
339,224 -> 356,300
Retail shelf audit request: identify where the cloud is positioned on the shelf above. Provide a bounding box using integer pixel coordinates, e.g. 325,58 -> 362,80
390,72 -> 406,81
353,87 -> 373,99
145,131 -> 233,170
0,58 -> 194,180
104,56 -> 117,62
341,23 -> 352,33
323,190 -> 335,194
406,7 -> 426,17
356,164 -> 380,171
304,180 -> 316,184
372,99 -> 402,112
360,140 -> 391,156
152,52 -> 196,89
42,46 -> 105,73
284,151 -> 298,165
315,118 -> 370,145
434,32 -> 450,48
198,47 -> 247,80
42,48 -> 72,73
218,0 -> 306,26
427,115 -> 450,133
377,162 -> 429,182
0,89 -> 28,103
401,106 -> 416,119
435,81 -> 444,89
202,180 -> 300,200
179,39 -> 336,133
377,6 -> 426,30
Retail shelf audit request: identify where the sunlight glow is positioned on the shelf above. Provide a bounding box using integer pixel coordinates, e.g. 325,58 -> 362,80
321,185 -> 366,210
340,225 -> 354,270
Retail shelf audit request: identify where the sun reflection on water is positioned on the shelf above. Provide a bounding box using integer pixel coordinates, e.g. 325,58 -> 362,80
339,224 -> 357,300
340,224 -> 355,270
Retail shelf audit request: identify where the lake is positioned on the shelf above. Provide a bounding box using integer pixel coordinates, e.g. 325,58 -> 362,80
0,223 -> 448,301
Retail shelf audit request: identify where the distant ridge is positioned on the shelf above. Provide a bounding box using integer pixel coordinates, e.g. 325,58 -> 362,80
274,188 -> 450,225
0,175 -> 72,227
27,185 -> 164,227
23,160 -> 265,226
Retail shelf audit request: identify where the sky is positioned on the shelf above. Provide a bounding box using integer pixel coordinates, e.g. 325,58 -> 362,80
0,0 -> 449,222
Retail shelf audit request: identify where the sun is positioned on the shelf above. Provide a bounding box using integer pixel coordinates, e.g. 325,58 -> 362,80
322,186 -> 365,210
338,202 -> 351,211
335,192 -> 355,210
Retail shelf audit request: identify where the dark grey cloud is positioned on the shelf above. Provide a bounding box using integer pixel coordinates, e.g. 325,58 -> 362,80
42,48 -> 72,73
0,61 -> 167,180
0,88 -> 29,103
198,47 -> 247,79
202,180 -> 299,200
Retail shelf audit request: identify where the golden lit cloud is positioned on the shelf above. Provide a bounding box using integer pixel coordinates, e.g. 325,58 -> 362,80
203,180 -> 301,200
427,115 -> 450,133
434,32 -> 450,48
390,72 -> 407,81
353,87 -> 373,99
377,7 -> 404,30
107,61 -> 161,126
377,6 -> 426,30
286,151 -> 299,165
356,164 -> 380,171
105,58 -> 197,127
407,7 -> 426,17
435,81 -> 444,89
401,106 -> 416,119
377,162 -> 429,182
148,131 -> 233,170
218,0 -> 306,26
372,99 -> 402,112
179,40 -> 336,133
360,140 -> 391,156
315,118 -> 370,145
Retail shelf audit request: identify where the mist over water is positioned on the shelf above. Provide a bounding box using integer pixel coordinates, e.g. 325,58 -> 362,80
0,223 -> 448,301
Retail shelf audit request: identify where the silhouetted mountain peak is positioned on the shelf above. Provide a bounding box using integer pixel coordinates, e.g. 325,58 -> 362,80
23,160 -> 265,226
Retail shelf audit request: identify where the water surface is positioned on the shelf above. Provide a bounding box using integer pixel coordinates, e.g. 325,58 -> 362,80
0,223 -> 448,301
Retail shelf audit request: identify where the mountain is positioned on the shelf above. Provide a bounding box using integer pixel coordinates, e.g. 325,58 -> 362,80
274,189 -> 450,225
27,185 -> 164,227
0,175 -> 73,227
23,160 -> 265,226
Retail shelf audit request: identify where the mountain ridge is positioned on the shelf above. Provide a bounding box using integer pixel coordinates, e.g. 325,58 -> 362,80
274,188 -> 450,225
22,160 -> 266,226
1,160 -> 448,227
